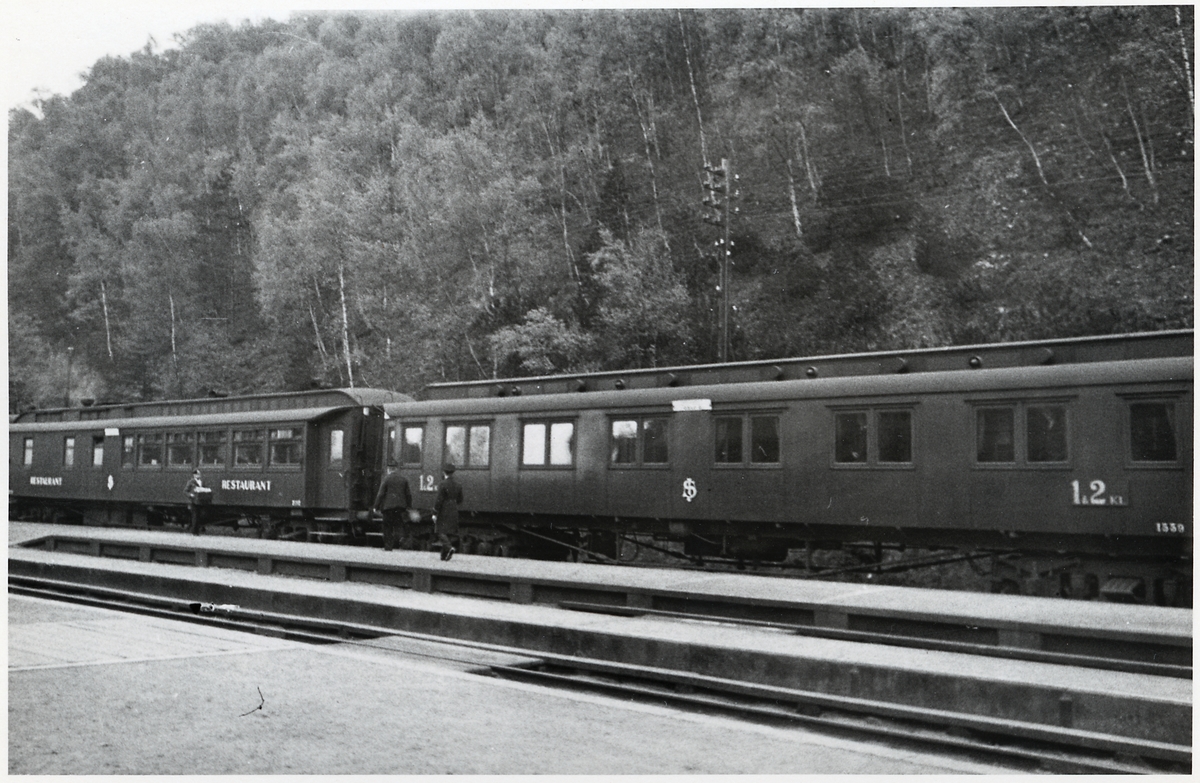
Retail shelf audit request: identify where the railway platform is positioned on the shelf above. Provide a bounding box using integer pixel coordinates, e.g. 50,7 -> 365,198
9,592 -> 1016,774
8,522 -> 1192,771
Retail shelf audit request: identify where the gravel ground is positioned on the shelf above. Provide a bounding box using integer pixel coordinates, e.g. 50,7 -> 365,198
9,595 -> 1010,775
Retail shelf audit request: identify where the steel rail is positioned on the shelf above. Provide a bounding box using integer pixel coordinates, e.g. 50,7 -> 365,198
556,600 -> 1191,679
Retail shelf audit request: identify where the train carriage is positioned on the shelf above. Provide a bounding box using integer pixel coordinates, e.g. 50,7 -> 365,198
9,331 -> 1191,603
385,331 -> 1192,602
10,388 -> 408,536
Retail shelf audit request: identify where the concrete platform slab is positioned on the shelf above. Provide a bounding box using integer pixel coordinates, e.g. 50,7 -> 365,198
10,538 -> 1191,750
10,594 -> 1017,775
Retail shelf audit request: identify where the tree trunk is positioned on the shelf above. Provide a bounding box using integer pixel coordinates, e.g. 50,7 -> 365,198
100,279 -> 114,361
1123,78 -> 1159,205
628,74 -> 668,247
168,291 -> 180,394
338,262 -> 355,388
677,11 -> 709,166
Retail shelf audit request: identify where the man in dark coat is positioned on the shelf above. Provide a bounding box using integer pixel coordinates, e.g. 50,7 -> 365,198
434,462 -> 463,561
372,464 -> 412,552
185,469 -> 208,536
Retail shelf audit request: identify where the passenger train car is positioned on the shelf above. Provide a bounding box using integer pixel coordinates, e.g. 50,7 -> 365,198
9,331 -> 1192,603
10,388 -> 408,536
385,330 -> 1192,603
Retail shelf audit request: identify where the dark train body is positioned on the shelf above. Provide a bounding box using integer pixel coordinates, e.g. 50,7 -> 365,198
10,388 -> 407,537
10,331 -> 1192,603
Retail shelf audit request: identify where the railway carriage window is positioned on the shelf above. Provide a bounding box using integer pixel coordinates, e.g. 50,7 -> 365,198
549,422 -> 574,465
167,432 -> 195,468
400,426 -> 423,465
93,436 -> 105,467
137,433 -> 163,467
877,411 -> 912,464
611,418 -> 670,466
445,425 -> 467,466
269,428 -> 303,466
1027,406 -> 1068,463
444,424 -> 491,468
198,431 -> 227,467
523,423 -> 546,465
976,408 -> 1015,463
122,436 -> 135,468
611,420 -> 638,464
835,412 -> 868,463
1130,402 -> 1178,462
233,429 -> 264,467
643,418 -> 669,464
751,416 -> 781,464
23,437 -> 33,467
63,436 -> 75,468
330,430 -> 345,463
522,421 -> 575,467
714,417 -> 743,463
469,425 -> 491,467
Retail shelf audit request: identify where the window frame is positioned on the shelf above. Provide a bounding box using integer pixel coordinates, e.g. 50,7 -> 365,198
268,426 -> 305,469
830,405 -> 917,469
970,398 -> 1072,470
1124,396 -> 1183,468
608,415 -> 671,469
329,428 -> 346,466
521,418 -> 577,469
92,435 -> 105,468
395,423 -> 424,467
136,432 -> 164,470
166,431 -> 195,470
23,437 -> 34,467
444,421 -> 492,469
197,430 -> 228,469
713,411 -> 783,469
231,428 -> 266,470
63,436 -> 76,469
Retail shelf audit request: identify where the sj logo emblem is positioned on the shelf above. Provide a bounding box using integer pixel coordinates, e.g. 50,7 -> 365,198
682,478 -> 697,503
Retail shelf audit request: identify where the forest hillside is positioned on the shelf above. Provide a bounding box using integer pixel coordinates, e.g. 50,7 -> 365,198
8,8 -> 1193,409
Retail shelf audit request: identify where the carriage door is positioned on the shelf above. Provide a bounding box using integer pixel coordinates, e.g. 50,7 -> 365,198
669,399 -> 714,520
314,411 -> 357,513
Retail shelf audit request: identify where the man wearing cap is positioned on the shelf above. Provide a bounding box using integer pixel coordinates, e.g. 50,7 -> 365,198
185,469 -> 208,536
372,463 -> 412,552
433,462 -> 463,561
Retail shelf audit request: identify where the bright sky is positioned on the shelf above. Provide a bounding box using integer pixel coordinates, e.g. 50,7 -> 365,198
2,1 -> 317,113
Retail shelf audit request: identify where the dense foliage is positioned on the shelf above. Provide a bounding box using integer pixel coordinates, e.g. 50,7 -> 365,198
9,8 -> 1193,409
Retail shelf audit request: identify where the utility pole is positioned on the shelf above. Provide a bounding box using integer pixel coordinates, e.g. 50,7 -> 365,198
702,158 -> 736,362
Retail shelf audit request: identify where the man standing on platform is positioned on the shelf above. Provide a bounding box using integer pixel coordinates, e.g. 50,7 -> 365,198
185,469 -> 208,536
434,462 -> 463,561
372,463 -> 412,552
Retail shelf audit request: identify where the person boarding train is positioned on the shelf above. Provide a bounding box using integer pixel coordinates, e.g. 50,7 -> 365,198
372,463 -> 413,551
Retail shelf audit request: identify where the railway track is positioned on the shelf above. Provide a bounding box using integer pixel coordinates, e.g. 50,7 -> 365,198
10,574 -> 1188,775
556,601 -> 1191,679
